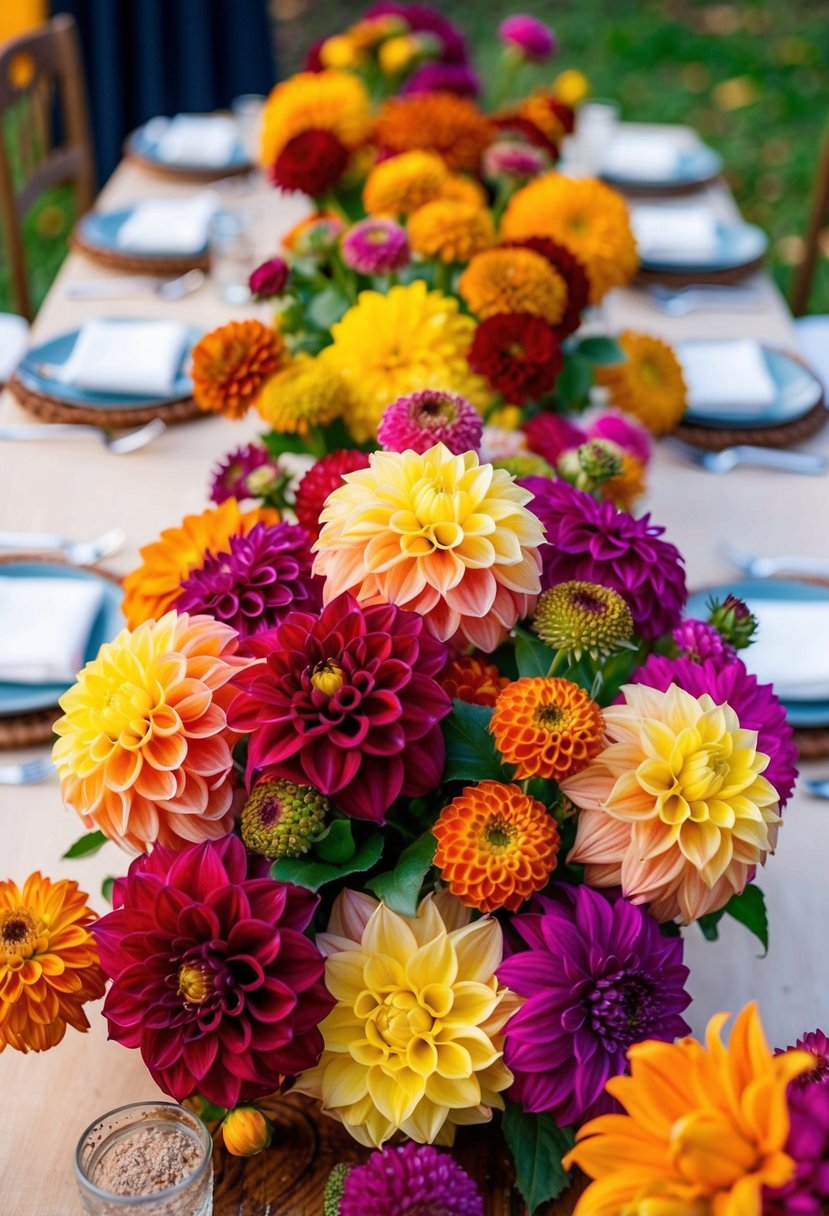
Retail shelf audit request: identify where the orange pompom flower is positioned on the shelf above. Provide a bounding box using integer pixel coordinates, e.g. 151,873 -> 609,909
433,781 -> 559,912
375,93 -> 495,172
408,198 -> 494,264
0,873 -> 105,1053
191,320 -> 284,420
441,655 -> 509,708
458,247 -> 568,324
595,330 -> 688,436
490,677 -> 604,780
363,149 -> 449,216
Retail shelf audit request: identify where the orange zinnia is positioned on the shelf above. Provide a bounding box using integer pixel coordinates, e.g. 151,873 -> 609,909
191,320 -> 284,419
433,781 -> 559,912
374,93 -> 495,173
490,677 -> 604,780
0,873 -> 105,1053
441,655 -> 509,708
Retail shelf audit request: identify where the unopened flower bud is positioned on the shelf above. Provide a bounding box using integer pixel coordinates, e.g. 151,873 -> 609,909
240,779 -> 329,860
534,580 -> 634,661
222,1105 -> 273,1157
707,594 -> 758,651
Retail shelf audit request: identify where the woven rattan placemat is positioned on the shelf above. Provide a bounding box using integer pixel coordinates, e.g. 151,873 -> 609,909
8,371 -> 203,428
636,255 -> 766,288
70,226 -> 209,276
675,400 -> 828,451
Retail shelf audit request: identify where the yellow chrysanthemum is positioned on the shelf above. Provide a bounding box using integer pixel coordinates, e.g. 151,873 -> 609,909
566,1003 -> 814,1216
319,281 -> 490,442
553,69 -> 590,105
256,354 -> 350,435
294,891 -> 518,1147
319,34 -> 363,71
363,150 -> 449,217
458,246 -> 568,324
0,873 -> 105,1053
378,33 -> 422,75
596,330 -> 688,435
502,173 -> 639,303
122,499 -> 278,629
407,199 -> 494,264
260,70 -> 372,167
438,174 -> 488,208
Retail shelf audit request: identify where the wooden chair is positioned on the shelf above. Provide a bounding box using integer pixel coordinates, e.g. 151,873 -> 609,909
0,14 -> 95,319
791,119 -> 829,318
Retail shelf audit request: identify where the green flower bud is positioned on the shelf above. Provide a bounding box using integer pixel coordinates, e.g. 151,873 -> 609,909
323,1163 -> 351,1216
707,594 -> 758,651
240,780 -> 329,860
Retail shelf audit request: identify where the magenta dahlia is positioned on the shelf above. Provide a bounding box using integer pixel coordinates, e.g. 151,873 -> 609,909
228,593 -> 451,821
498,885 -> 691,1126
377,389 -> 483,455
587,411 -> 651,466
92,835 -> 332,1108
210,443 -> 276,504
523,413 -> 587,465
175,522 -> 321,639
672,618 -> 734,665
499,14 -> 557,62
402,62 -> 481,97
780,1030 -> 829,1088
366,3 -> 469,64
630,652 -> 798,807
294,450 -> 371,544
341,218 -> 410,275
337,1143 -> 483,1216
483,139 -> 548,181
763,1081 -> 829,1214
522,477 -> 687,639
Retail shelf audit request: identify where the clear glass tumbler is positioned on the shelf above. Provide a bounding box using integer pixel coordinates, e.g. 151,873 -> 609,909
75,1101 -> 213,1216
231,93 -> 266,160
573,99 -> 621,174
208,208 -> 256,305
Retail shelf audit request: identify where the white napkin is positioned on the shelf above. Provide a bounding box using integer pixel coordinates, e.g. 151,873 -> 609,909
678,340 -> 777,414
631,204 -> 719,260
57,319 -> 189,397
0,313 -> 29,382
746,601 -> 829,700
116,192 -> 219,254
0,577 -> 104,684
604,132 -> 681,181
154,114 -> 238,167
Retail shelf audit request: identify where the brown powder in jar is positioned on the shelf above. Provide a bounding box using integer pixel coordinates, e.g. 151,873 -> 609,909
93,1126 -> 202,1196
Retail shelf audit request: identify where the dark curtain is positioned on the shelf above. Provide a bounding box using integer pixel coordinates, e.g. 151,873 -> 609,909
52,0 -> 277,185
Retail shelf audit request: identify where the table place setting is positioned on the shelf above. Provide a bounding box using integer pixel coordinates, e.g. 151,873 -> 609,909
601,126 -> 723,194
72,192 -> 220,274
631,200 -> 769,282
125,112 -> 253,179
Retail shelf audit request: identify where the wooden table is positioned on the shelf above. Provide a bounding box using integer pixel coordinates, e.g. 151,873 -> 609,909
1,151 -> 828,1215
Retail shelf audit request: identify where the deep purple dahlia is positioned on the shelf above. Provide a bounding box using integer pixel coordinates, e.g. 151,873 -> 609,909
338,1143 -> 483,1216
210,443 -> 275,504
93,835 -> 333,1109
672,618 -> 734,665
367,3 -> 470,64
402,62 -> 481,97
763,1081 -> 829,1214
498,884 -> 691,1126
175,522 -> 321,639
499,14 -> 557,62
778,1030 -> 829,1088
521,477 -> 687,639
377,389 -> 483,455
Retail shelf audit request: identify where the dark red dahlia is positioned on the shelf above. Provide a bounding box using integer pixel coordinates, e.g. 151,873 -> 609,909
228,593 -> 452,822
270,129 -> 349,197
92,836 -> 332,1109
501,236 -> 590,336
469,312 -> 563,405
249,257 -> 289,301
294,450 -> 371,544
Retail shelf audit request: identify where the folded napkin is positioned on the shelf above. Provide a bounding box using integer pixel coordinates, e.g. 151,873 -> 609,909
631,204 -> 719,260
604,132 -> 681,181
0,313 -> 29,383
677,340 -> 777,414
155,114 -> 239,167
0,577 -> 104,685
746,601 -> 829,700
116,192 -> 219,254
57,319 -> 189,397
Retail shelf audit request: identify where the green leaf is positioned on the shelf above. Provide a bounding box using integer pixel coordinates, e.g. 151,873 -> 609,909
502,1103 -> 574,1215
101,876 -> 116,904
514,627 -> 555,678
62,829 -> 107,860
366,831 -> 437,917
724,884 -> 768,955
262,429 -> 313,457
307,286 -> 349,330
442,700 -> 505,782
271,832 -> 383,892
554,353 -> 593,406
576,335 -> 626,365
314,820 -> 356,865
696,909 -> 725,941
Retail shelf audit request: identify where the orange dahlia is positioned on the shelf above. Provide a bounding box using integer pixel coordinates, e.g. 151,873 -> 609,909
490,677 -> 604,781
441,655 -> 509,708
433,781 -> 559,913
458,247 -> 568,324
122,499 -> 278,629
407,199 -> 494,263
191,320 -> 284,419
363,149 -> 449,216
374,93 -> 495,173
439,174 -> 488,208
595,331 -> 688,436
0,873 -> 105,1053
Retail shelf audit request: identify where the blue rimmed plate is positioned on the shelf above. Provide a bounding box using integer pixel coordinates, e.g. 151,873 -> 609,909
0,563 -> 123,716
679,343 -> 824,429
125,118 -> 250,176
74,208 -> 209,263
604,143 -> 723,192
639,220 -> 768,273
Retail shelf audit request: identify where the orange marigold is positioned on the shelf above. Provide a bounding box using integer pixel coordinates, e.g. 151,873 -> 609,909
439,174 -> 488,208
363,149 -> 449,216
122,499 -> 278,629
595,331 -> 688,436
441,655 -> 509,708
433,780 -> 560,912
408,199 -> 495,263
192,320 -> 284,419
458,247 -> 568,324
490,677 -> 604,780
0,873 -> 105,1053
374,93 -> 495,173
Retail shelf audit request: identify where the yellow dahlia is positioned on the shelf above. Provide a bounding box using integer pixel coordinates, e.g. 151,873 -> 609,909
374,93 -> 495,173
0,874 -> 105,1053
53,612 -> 249,853
567,1003 -> 814,1216
458,247 -> 568,324
363,150 -> 449,217
502,173 -> 639,303
293,891 -> 517,1147
562,683 -> 782,924
260,70 -> 372,167
122,499 -> 277,629
407,199 -> 494,263
256,354 -> 350,435
596,331 -> 688,435
319,281 -> 489,443
313,443 -> 544,651
490,677 -> 605,780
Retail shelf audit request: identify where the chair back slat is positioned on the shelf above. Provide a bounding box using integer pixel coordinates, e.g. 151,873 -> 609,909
791,121 -> 829,317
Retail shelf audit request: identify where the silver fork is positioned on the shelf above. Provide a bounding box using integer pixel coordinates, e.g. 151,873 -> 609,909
0,526 -> 125,564
63,269 -> 205,302
646,284 -> 763,316
667,439 -> 827,475
719,541 -> 829,580
0,757 -> 55,785
0,417 -> 166,454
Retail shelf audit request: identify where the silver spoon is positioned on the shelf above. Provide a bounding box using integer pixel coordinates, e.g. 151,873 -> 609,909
0,417 -> 167,454
0,526 -> 125,564
63,269 -> 205,302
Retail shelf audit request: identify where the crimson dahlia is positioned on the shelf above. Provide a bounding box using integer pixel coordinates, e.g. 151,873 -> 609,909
469,313 -> 563,405
270,129 -> 349,197
294,450 -> 371,544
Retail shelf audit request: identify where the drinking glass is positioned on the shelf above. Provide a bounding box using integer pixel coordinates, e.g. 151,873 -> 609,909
573,100 -> 621,174
208,208 -> 256,304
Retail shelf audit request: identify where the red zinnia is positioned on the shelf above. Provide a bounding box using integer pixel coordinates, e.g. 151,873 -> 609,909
270,129 -> 349,197
93,835 -> 332,1109
501,236 -> 590,336
228,594 -> 452,822
469,312 -> 564,404
294,450 -> 371,544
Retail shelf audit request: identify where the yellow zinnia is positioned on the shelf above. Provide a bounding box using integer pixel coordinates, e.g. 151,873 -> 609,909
294,890 -> 517,1147
407,198 -> 494,263
596,330 -> 688,435
459,246 -> 568,324
319,281 -> 489,442
363,149 -> 449,217
256,354 -> 350,435
566,1003 -> 814,1216
260,70 -> 372,168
